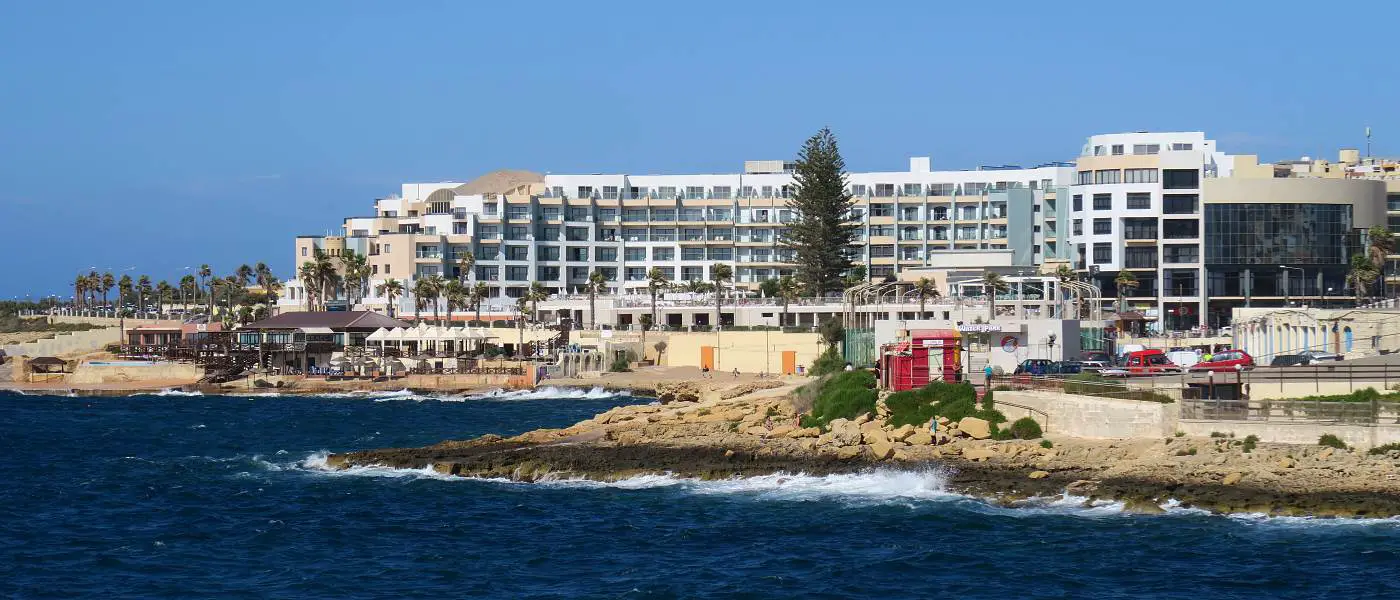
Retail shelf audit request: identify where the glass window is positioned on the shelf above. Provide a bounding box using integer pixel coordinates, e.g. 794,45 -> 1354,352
506,246 -> 529,260
576,186 -> 594,199
1076,171 -> 1093,185
1205,204 -> 1354,266
1163,219 -> 1200,240
651,208 -> 675,222
1164,244 -> 1198,264
874,184 -> 895,197
566,247 -> 588,261
539,246 -> 560,261
596,248 -> 617,262
1171,143 -> 1193,151
711,186 -> 731,199
707,247 -> 732,261
684,186 -> 705,200
1072,219 -> 1083,236
1124,247 -> 1158,269
506,266 -> 529,281
1093,219 -> 1111,234
1126,192 -> 1151,209
1163,194 -> 1198,214
1132,144 -> 1160,155
541,206 -> 561,220
656,186 -> 677,199
1124,169 -> 1158,184
850,184 -> 867,196
652,247 -> 674,261
1162,169 -> 1199,190
1094,170 -> 1120,185
1093,194 -> 1112,210
1111,144 -> 1124,156
624,248 -> 646,261
681,247 -> 705,261
1072,195 -> 1083,211
902,183 -> 922,196
1093,243 -> 1112,264
869,204 -> 893,217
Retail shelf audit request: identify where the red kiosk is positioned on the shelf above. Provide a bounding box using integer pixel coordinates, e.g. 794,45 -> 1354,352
879,329 -> 962,391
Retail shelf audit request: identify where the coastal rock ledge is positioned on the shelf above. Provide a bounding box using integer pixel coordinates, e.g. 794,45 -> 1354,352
326,386 -> 1400,518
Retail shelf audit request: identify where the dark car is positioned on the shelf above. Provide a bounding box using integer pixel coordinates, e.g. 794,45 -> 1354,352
1014,359 -> 1054,375
1270,354 -> 1308,367
1049,360 -> 1083,375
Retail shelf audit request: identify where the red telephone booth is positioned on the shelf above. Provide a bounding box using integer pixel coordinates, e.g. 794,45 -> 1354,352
880,329 -> 961,391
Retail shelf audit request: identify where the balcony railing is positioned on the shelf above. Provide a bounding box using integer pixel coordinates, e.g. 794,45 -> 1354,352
1124,228 -> 1159,240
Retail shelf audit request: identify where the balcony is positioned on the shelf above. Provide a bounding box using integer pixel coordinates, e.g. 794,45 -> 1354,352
1124,227 -> 1158,241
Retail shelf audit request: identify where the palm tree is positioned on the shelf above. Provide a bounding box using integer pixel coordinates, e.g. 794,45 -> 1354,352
443,279 -> 467,326
254,262 -> 278,309
1115,270 -> 1139,314
412,278 -> 437,324
298,262 -> 318,311
222,275 -> 239,320
710,263 -> 733,328
913,277 -> 939,318
237,305 -> 254,325
376,278 -> 404,318
198,264 -> 212,315
1348,254 -> 1380,305
235,264 -> 254,290
1055,264 -> 1078,318
639,313 -> 653,351
310,250 -> 339,309
137,275 -> 152,318
339,251 -> 369,307
179,275 -> 197,314
100,268 -> 115,310
647,267 -> 669,328
586,270 -> 607,329
457,253 -> 475,284
426,275 -> 446,325
73,275 -> 87,310
1369,226 -> 1396,298
982,271 -> 1009,322
156,280 -> 173,318
469,282 -> 489,325
515,295 -> 530,357
117,275 -> 134,316
777,275 -> 800,327
528,281 -> 548,323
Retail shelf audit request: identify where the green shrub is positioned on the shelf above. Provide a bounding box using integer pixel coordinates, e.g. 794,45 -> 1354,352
803,370 -> 877,427
609,356 -> 632,372
1210,431 -> 1228,438
980,389 -> 995,412
1174,431 -> 1186,437
808,346 -> 846,377
1242,434 -> 1259,453
1318,434 -> 1348,449
1009,417 -> 1043,440
1367,442 -> 1400,455
1294,387 -> 1400,403
1039,439 -> 1054,449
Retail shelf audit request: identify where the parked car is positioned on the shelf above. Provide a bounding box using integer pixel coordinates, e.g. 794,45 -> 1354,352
1013,359 -> 1055,376
1122,349 -> 1183,375
1190,349 -> 1254,372
1270,354 -> 1309,367
1297,350 -> 1343,363
1049,360 -> 1083,374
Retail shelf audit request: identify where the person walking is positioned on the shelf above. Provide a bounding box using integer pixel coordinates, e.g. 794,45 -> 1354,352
984,364 -> 994,389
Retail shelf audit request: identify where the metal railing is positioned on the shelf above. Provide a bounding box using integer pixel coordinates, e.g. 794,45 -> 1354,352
1181,397 -> 1400,424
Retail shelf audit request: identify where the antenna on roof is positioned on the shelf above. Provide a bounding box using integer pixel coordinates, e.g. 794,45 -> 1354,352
1366,126 -> 1373,159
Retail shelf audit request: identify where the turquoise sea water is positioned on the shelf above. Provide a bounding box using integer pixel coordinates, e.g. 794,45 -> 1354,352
3,388 -> 1399,599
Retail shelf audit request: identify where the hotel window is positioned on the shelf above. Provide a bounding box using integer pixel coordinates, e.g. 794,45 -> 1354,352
901,206 -> 920,220
902,183 -> 922,196
627,186 -> 643,199
624,247 -> 646,261
1072,219 -> 1083,235
506,205 -> 530,219
874,184 -> 895,197
1164,244 -> 1199,264
870,245 -> 895,258
681,228 -> 703,241
1093,219 -> 1111,235
565,227 -> 589,241
1162,169 -> 1199,190
1111,144 -> 1124,156
1163,219 -> 1199,239
740,186 -> 755,198
850,184 -> 867,197
869,203 -> 893,217
1124,169 -> 1158,184
708,228 -> 732,240
539,246 -> 560,261
623,227 -> 646,241
1093,243 -> 1112,264
650,208 -> 675,222
870,225 -> 894,237
1094,170 -> 1120,185
656,267 -> 675,279
1093,145 -> 1105,156
540,226 -> 560,240
1072,195 -> 1083,211
1163,194 -> 1198,214
1171,143 -> 1193,151
1132,144 -> 1160,155
550,186 -> 564,198
480,204 -> 495,216
931,206 -> 948,220
506,266 -> 529,281
708,247 -> 733,261
1126,193 -> 1152,209
1076,171 -> 1093,185
682,267 -> 703,281
565,207 -> 589,221
597,208 -> 618,222
568,267 -> 588,280
711,186 -> 732,199
599,267 -> 618,281
626,267 -> 646,281
577,186 -> 594,199
656,186 -> 677,199
372,265 -> 379,275
682,247 -> 705,260
506,225 -> 528,240
477,266 -> 499,281
963,182 -> 986,195
679,208 -> 703,222
596,248 -> 617,262
384,264 -> 391,274
622,209 -> 647,223
539,266 -> 560,280
652,228 -> 676,242
684,186 -> 705,200
601,186 -> 619,200
761,185 -> 774,198
706,208 -> 732,222
506,246 -> 529,260
474,245 -> 495,260
301,247 -> 308,257
566,247 -> 588,261
1093,194 -> 1112,210
928,183 -> 956,196
652,247 -> 674,261
479,225 -> 500,239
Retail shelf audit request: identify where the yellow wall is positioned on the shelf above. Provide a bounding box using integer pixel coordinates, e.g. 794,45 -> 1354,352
659,331 -> 826,374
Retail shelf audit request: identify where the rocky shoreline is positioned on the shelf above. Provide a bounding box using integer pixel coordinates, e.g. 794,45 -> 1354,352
327,380 -> 1400,518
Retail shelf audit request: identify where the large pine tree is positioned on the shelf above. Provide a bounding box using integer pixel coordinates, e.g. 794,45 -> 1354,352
782,127 -> 859,294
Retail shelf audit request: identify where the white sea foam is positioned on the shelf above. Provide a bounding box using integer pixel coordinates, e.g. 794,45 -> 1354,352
294,451 -> 460,481
464,386 -> 628,401
152,389 -> 203,396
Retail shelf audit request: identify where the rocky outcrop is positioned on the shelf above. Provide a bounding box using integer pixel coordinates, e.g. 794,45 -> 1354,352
656,381 -> 701,404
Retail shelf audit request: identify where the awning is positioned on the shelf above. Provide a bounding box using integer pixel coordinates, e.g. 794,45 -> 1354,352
300,327 -> 335,334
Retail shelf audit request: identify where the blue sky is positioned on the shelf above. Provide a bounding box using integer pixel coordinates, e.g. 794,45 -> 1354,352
1,0 -> 1395,299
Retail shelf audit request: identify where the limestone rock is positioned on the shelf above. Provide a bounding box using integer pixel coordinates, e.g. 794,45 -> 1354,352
862,428 -> 890,446
1222,472 -> 1243,486
932,432 -> 951,446
829,419 -> 863,446
1319,447 -> 1335,460
963,446 -> 996,461
723,449 -> 736,458
869,440 -> 896,460
836,446 -> 864,460
891,424 -> 915,442
937,416 -> 950,426
1028,470 -> 1050,479
743,426 -> 769,436
948,427 -> 965,438
854,414 -> 871,425
1278,457 -> 1296,469
787,427 -> 821,439
860,420 -> 884,433
432,462 -> 457,476
906,431 -> 934,446
957,417 -> 992,440
768,424 -> 796,437
893,449 -> 910,461
799,439 -> 816,452
656,381 -> 701,404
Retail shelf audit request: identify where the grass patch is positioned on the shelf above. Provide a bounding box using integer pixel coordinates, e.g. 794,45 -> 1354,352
799,370 -> 877,428
1368,442 -> 1400,455
1040,439 -> 1053,449
884,381 -> 1004,429
1292,387 -> 1400,403
808,346 -> 846,377
1174,431 -> 1185,437
1008,417 -> 1043,440
1318,434 -> 1349,450
1174,447 -> 1198,456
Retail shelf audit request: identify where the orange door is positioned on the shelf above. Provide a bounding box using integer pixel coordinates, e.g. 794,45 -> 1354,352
782,351 -> 796,375
701,346 -> 715,370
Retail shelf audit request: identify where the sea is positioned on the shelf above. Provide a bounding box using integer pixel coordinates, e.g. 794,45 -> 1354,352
3,388 -> 1399,599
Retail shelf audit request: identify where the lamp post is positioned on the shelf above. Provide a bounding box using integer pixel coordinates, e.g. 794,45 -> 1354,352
1280,265 -> 1303,307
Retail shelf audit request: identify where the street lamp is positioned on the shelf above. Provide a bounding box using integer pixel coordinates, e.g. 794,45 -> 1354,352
1280,265 -> 1303,307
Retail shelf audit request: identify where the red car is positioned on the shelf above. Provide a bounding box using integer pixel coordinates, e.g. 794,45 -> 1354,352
1190,349 -> 1254,372
1122,349 -> 1183,375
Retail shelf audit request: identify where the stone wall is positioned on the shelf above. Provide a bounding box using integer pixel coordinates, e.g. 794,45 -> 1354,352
657,331 -> 825,374
1176,420 -> 1400,451
67,362 -> 204,384
995,390 -> 1179,439
2,327 -> 120,358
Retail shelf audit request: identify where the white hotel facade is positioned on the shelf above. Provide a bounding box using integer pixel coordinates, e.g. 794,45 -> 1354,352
281,131 -> 1392,332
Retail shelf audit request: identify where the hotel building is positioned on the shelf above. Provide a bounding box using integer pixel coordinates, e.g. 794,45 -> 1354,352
282,131 -> 1394,332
